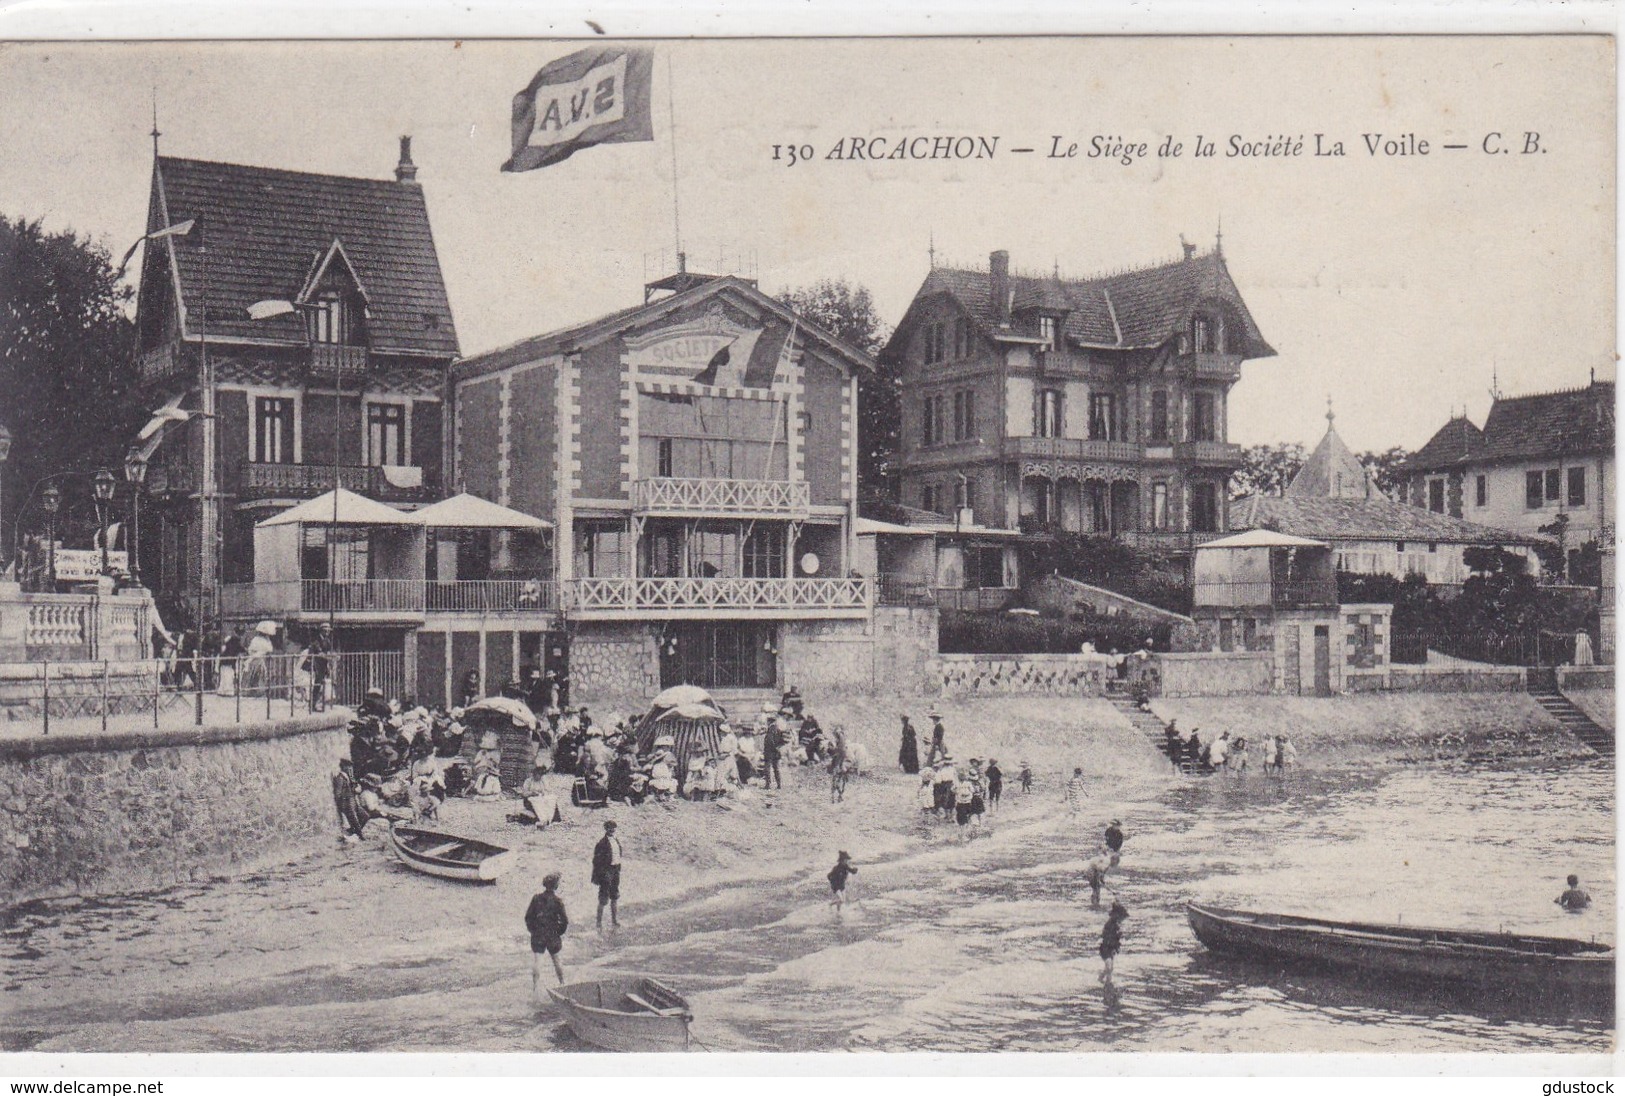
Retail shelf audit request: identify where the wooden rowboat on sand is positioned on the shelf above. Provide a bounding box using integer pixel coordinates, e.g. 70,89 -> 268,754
1188,901 -> 1614,1004
548,976 -> 694,1051
388,824 -> 515,883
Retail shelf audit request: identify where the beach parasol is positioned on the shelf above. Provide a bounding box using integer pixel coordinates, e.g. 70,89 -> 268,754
465,696 -> 539,730
635,685 -> 727,778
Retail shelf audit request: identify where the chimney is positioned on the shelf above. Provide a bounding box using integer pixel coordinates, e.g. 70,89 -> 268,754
395,136 -> 419,184
989,250 -> 1010,325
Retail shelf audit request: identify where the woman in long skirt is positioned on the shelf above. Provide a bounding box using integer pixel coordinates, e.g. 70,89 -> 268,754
898,715 -> 920,774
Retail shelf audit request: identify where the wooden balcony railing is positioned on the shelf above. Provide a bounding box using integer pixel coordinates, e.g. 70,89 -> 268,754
238,462 -> 375,497
308,343 -> 371,384
1175,440 -> 1244,465
146,464 -> 197,496
426,579 -> 555,613
138,341 -> 188,385
221,578 -> 557,618
1004,437 -> 1143,463
1185,352 -> 1243,381
563,575 -> 871,615
631,477 -> 810,516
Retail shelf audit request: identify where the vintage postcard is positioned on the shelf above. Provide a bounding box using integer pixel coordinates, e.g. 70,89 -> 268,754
0,27 -> 1614,1072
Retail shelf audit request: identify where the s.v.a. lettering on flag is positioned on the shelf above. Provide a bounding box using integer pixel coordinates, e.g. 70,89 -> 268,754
503,47 -> 655,172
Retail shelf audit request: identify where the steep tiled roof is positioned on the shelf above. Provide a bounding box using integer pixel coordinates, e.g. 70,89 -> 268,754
1234,494 -> 1547,547
146,156 -> 459,357
1287,424 -> 1380,500
905,249 -> 1275,357
1408,382 -> 1613,472
1407,416 -> 1485,472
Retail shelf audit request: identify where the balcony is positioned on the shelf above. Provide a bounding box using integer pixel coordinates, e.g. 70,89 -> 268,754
220,578 -> 557,620
563,575 -> 871,619
1004,437 -> 1143,463
1175,440 -> 1244,465
1184,352 -> 1243,382
308,343 -> 371,385
234,462 -> 434,502
631,477 -> 810,517
138,341 -> 189,385
1192,578 -> 1339,611
875,574 -> 936,607
146,464 -> 197,497
1122,530 -> 1227,553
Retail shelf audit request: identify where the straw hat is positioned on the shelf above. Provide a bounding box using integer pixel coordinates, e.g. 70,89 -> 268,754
478,731 -> 500,750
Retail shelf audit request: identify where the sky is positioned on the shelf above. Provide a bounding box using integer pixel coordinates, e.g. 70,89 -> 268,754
0,36 -> 1614,453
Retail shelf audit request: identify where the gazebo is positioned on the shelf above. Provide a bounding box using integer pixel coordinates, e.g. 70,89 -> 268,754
253,488 -> 425,615
412,493 -> 554,611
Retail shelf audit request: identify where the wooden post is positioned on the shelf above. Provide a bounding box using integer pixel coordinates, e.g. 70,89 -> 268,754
195,654 -> 204,726
153,660 -> 160,729
41,660 -> 50,736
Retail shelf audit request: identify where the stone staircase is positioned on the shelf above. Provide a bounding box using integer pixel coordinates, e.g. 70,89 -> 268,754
1526,669 -> 1614,759
1106,684 -> 1204,775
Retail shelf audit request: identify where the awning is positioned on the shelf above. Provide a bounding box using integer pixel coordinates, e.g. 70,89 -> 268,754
412,493 -> 553,530
855,518 -> 934,537
256,488 -> 422,527
1199,529 -> 1330,550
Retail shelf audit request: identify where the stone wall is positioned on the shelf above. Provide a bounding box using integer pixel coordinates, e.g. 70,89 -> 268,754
1557,666 -> 1614,691
933,653 -> 1109,697
1027,574 -> 1206,651
781,618 -> 883,696
0,713 -> 347,908
1154,652 -> 1273,697
868,606 -> 939,697
568,621 -> 660,701
1379,666 -> 1527,692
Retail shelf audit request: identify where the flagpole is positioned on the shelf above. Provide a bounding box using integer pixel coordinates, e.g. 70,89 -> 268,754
666,51 -> 682,263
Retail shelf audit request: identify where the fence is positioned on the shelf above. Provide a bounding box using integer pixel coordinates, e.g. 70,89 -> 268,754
1390,627 -> 1584,668
2,650 -> 405,734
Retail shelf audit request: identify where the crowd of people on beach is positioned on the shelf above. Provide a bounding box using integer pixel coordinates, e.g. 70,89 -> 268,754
1158,722 -> 1297,776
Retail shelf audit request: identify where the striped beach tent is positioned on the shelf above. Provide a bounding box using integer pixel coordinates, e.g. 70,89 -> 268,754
634,685 -> 729,778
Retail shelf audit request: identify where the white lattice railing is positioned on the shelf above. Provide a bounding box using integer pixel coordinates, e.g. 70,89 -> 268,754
27,598 -> 92,655
565,575 -> 870,613
631,477 -> 810,515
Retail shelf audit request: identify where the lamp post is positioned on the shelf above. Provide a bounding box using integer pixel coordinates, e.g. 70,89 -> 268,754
92,469 -> 116,578
41,482 -> 59,590
123,449 -> 148,587
249,298 -> 337,635
0,423 -> 11,572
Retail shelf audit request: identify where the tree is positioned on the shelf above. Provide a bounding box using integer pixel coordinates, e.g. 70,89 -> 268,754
0,216 -> 140,561
1357,446 -> 1411,498
778,279 -> 896,496
1231,442 -> 1305,498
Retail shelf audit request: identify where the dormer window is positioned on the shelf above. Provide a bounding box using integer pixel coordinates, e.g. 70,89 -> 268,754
1192,314 -> 1221,354
1038,315 -> 1056,351
310,290 -> 349,345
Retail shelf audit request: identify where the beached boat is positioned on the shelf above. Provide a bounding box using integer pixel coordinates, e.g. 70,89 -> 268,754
388,824 -> 514,883
548,976 -> 694,1052
1188,902 -> 1614,1002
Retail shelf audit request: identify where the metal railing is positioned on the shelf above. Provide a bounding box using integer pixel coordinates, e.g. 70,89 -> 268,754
1390,628 -> 1585,668
564,575 -> 871,613
934,586 -> 1017,613
875,574 -> 936,606
237,462 -> 374,496
1005,436 -> 1143,463
1191,579 -> 1339,609
632,477 -> 810,515
426,578 -> 555,613
3,651 -> 404,735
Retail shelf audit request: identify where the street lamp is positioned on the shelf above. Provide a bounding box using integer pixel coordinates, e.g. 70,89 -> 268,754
249,298 -> 338,635
92,468 -> 116,577
42,482 -> 59,589
0,423 -> 11,572
123,448 -> 148,587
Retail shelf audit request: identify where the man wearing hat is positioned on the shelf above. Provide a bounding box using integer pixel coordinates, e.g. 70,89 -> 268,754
926,710 -> 947,767
760,705 -> 783,790
591,820 -> 624,929
359,686 -> 391,721
525,871 -> 569,998
306,622 -> 336,713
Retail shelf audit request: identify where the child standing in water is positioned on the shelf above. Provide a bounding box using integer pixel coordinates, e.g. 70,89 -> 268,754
1099,900 -> 1128,984
1018,760 -> 1034,794
828,850 -> 858,913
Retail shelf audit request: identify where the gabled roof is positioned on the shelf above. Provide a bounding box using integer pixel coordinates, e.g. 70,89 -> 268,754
453,275 -> 877,381
141,156 -> 458,357
412,493 -> 553,530
1200,529 -> 1329,550
890,248 -> 1275,358
1233,494 -> 1548,547
1287,422 -> 1381,500
1408,416 -> 1486,472
1408,381 -> 1614,472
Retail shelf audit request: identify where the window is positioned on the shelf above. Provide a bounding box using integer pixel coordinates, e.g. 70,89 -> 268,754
1038,315 -> 1056,350
953,317 -> 974,358
922,322 -> 946,365
967,546 -> 1006,589
1192,314 -> 1221,353
1088,393 -> 1116,441
574,522 -> 626,578
1152,482 -> 1169,530
952,389 -> 976,441
1191,392 -> 1217,442
253,396 -> 295,464
1036,389 -> 1064,438
921,485 -> 938,513
1395,541 -> 1406,554
1428,478 -> 1445,514
742,525 -> 785,578
1189,482 -> 1219,533
920,394 -> 946,447
1476,474 -> 1487,507
1150,390 -> 1169,442
657,437 -> 674,478
1527,470 -> 1544,509
1568,466 -> 1586,507
1545,468 -> 1561,502
310,291 -> 348,345
921,396 -> 935,446
366,402 -> 407,467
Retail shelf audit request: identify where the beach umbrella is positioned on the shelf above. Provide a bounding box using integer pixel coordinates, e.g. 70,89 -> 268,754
466,695 -> 539,730
648,684 -> 718,712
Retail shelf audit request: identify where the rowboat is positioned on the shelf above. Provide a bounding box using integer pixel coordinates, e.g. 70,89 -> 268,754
388,824 -> 514,883
548,976 -> 694,1052
1188,902 -> 1614,1003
